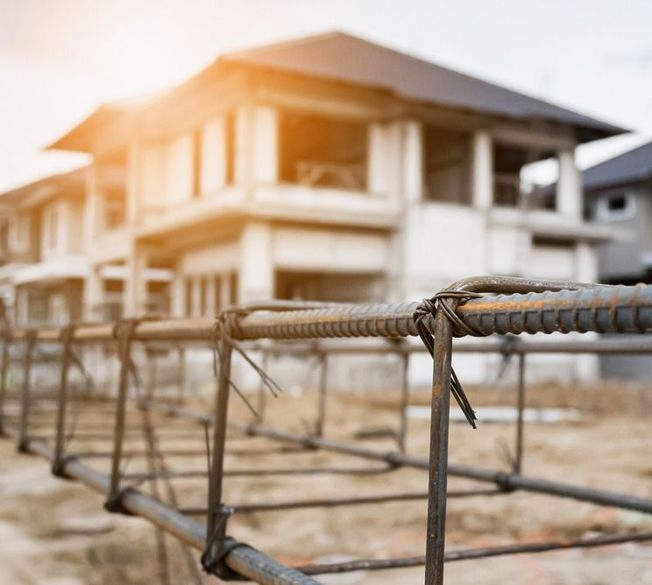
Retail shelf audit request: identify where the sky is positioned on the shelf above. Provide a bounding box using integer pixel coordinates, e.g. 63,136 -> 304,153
0,0 -> 651,191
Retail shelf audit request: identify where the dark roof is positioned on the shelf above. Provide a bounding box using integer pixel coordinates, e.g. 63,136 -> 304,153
50,31 -> 626,152
225,32 -> 625,142
583,140 -> 652,192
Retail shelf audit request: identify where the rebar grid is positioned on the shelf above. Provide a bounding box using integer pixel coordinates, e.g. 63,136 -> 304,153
1,278 -> 652,585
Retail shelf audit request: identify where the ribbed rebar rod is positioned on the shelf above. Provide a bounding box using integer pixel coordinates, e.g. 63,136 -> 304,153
237,424 -> 652,515
20,437 -> 321,585
6,284 -> 652,343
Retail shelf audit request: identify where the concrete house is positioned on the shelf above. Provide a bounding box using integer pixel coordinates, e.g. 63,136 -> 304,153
583,140 -> 652,381
45,32 -> 625,383
0,166 -> 173,326
584,140 -> 652,285
0,169 -> 90,327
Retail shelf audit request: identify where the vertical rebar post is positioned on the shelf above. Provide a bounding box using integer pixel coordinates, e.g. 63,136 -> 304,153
17,331 -> 36,452
255,348 -> 269,424
398,348 -> 410,454
424,311 -> 454,585
203,339 -> 233,573
315,350 -> 328,438
145,346 -> 157,403
514,352 -> 526,474
106,322 -> 134,511
52,326 -> 75,476
0,335 -> 11,436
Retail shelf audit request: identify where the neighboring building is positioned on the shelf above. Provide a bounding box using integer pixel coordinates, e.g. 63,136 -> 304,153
583,140 -> 652,285
38,31 -> 624,383
0,167 -> 172,327
0,168 -> 89,327
583,140 -> 652,381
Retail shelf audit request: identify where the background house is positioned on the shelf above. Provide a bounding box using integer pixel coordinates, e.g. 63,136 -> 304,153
584,140 -> 652,285
584,140 -> 652,381
15,31 -> 629,384
0,168 -> 89,327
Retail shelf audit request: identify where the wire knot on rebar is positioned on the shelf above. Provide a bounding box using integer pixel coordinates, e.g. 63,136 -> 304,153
414,290 -> 484,428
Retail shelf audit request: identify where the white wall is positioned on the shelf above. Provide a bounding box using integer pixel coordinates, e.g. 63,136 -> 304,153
201,118 -> 227,194
273,226 -> 389,273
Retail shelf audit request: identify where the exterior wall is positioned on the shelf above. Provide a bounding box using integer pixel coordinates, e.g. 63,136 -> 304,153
589,184 -> 651,282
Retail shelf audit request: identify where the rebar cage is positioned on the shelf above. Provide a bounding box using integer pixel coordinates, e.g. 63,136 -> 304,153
1,276 -> 652,584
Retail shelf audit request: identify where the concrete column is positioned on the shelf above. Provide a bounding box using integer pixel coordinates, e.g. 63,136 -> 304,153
575,241 -> 597,283
234,107 -> 252,186
557,148 -> 582,220
190,276 -> 202,318
170,271 -> 185,319
403,120 -> 423,205
205,276 -> 216,317
252,106 -> 278,185
83,268 -> 104,322
471,130 -> 493,210
220,273 -> 231,309
83,162 -> 103,246
123,247 -> 148,317
15,287 -> 28,327
238,222 -> 274,303
575,240 -> 599,381
126,139 -> 143,224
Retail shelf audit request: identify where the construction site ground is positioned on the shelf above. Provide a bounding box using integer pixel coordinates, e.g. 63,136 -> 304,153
1,381 -> 652,585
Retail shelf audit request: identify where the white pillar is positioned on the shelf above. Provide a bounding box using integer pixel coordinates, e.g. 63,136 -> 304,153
205,276 -> 216,317
15,287 -> 28,327
126,140 -> 142,224
575,241 -> 597,283
220,273 -> 231,309
190,276 -> 202,318
368,122 -> 402,197
403,121 -> 423,205
123,247 -> 148,317
557,148 -> 582,220
252,106 -> 278,185
472,130 -> 493,210
83,163 -> 103,246
238,222 -> 274,303
83,268 -> 104,322
170,271 -> 185,318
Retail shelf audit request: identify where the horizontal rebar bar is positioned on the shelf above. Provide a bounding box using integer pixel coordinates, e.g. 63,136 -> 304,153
296,530 -> 652,574
5,284 -> 651,343
19,437 -> 321,585
237,423 -> 652,515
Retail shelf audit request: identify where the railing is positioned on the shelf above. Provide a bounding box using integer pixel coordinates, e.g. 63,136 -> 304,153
1,276 -> 652,585
296,160 -> 367,190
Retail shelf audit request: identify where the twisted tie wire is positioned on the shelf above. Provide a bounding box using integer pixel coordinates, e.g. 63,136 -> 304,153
413,290 -> 484,428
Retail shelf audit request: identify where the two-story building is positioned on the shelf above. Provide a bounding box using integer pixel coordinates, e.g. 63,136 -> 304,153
47,31 -> 625,383
0,166 -> 173,327
0,168 -> 90,327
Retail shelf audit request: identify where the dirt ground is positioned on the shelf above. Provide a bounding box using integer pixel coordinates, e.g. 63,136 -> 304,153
1,382 -> 652,585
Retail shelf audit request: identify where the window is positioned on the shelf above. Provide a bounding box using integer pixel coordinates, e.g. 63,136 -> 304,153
596,191 -> 635,221
494,144 -> 556,210
423,126 -> 471,204
48,208 -> 59,251
608,195 -> 626,212
105,196 -> 126,229
278,111 -> 368,190
532,235 -> 575,249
